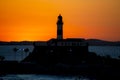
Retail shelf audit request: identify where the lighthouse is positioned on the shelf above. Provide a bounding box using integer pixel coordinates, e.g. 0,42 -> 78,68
57,14 -> 63,40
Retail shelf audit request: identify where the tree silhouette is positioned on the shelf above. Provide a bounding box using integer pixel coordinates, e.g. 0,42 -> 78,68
13,47 -> 18,61
106,55 -> 111,59
118,56 -> 120,59
0,56 -> 5,61
24,48 -> 29,58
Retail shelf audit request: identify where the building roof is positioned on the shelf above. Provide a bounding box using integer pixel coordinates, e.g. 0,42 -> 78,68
48,38 -> 86,42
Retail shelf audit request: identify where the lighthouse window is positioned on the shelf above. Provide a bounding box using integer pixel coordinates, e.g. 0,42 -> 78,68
62,42 -> 65,46
57,42 -> 62,46
66,42 -> 70,46
72,42 -> 76,46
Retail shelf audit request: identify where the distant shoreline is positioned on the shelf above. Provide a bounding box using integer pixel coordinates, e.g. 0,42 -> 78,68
0,43 -> 119,46
0,39 -> 120,46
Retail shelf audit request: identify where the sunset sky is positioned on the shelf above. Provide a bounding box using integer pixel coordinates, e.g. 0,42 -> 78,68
0,0 -> 120,41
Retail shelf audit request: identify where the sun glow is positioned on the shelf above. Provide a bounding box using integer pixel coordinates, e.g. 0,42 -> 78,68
0,0 -> 120,41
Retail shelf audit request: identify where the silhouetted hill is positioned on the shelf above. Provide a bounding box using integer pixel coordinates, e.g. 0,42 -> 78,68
0,39 -> 120,46
0,41 -> 33,45
86,39 -> 120,46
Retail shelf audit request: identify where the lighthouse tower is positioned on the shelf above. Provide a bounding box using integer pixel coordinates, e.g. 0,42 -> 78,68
57,14 -> 63,40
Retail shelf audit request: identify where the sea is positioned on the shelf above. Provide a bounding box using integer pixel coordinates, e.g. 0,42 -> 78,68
0,74 -> 94,80
0,45 -> 120,80
0,45 -> 120,61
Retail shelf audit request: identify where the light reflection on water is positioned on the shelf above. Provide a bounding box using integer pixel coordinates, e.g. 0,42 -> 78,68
0,74 -> 94,80
0,45 -> 34,61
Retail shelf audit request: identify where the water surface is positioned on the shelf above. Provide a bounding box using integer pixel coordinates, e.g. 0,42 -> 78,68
0,45 -> 120,61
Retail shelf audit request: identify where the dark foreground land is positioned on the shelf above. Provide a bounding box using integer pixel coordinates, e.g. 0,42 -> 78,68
0,50 -> 120,80
0,61 -> 120,80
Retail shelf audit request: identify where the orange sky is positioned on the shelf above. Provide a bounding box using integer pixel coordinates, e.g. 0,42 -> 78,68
0,0 -> 120,41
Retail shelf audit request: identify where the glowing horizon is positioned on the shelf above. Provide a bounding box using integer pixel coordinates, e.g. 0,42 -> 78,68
0,0 -> 120,42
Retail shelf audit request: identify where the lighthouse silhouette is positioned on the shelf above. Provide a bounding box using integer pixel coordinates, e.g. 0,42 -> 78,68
57,14 -> 63,40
